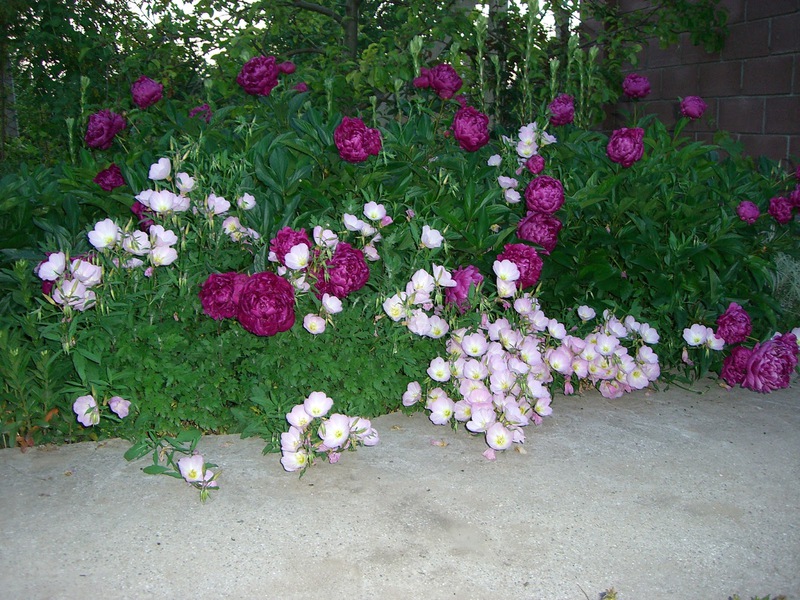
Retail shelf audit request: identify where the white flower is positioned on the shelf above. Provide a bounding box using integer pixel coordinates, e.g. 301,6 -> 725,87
682,324 -> 708,347
363,201 -> 386,221
432,263 -> 456,288
205,193 -> 230,215
420,225 -> 443,249
322,294 -> 343,315
493,259 -> 520,282
122,231 -> 151,256
70,259 -> 102,287
36,252 -> 66,281
237,193 -> 256,210
222,216 -> 242,235
149,189 -> 179,213
149,245 -> 178,266
577,305 -> 596,321
149,225 -> 178,247
496,278 -> 517,298
148,157 -> 171,181
427,315 -> 449,339
135,189 -> 155,208
175,172 -> 195,193
382,293 -> 407,321
427,357 -> 451,382
487,154 -> 502,166
284,243 -> 310,270
303,314 -> 326,335
343,213 -> 365,232
87,218 -> 120,250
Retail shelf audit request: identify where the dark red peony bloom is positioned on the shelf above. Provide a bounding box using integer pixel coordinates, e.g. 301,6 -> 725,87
680,96 -> 707,120
189,103 -> 212,123
93,164 -> 125,191
130,200 -> 155,232
622,73 -> 650,99
742,333 -> 799,393
85,110 -> 126,150
444,265 -> 484,312
199,272 -> 249,320
131,76 -> 163,109
607,127 -> 644,168
278,61 -> 296,74
768,196 -> 793,224
293,82 -> 309,93
237,55 -> 281,96
720,345 -> 753,387
548,93 -> 575,126
311,242 -> 370,299
525,155 -> 545,175
451,106 -> 490,152
715,302 -> 752,345
736,200 -> 760,224
414,64 -> 463,100
524,175 -> 564,214
334,117 -> 382,163
236,272 -> 296,336
497,243 -> 543,289
516,211 -> 562,254
269,227 -> 312,266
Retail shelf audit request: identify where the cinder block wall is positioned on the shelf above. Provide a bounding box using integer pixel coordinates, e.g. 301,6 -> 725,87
600,0 -> 799,166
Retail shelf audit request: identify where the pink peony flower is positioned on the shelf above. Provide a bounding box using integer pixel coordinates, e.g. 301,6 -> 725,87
768,196 -> 793,224
130,75 -> 163,109
84,109 -> 126,150
444,265 -> 484,311
680,96 -> 707,119
524,175 -> 564,214
715,302 -> 752,345
548,93 -> 575,126
451,106 -> 490,152
525,154 -> 545,174
293,82 -> 308,93
237,55 -> 281,96
790,186 -> 800,208
720,345 -> 753,387
73,394 -> 99,427
93,164 -> 125,191
742,333 -> 799,393
334,116 -> 382,163
736,200 -> 760,224
199,272 -> 249,320
516,211 -> 562,254
108,396 -> 131,418
269,227 -> 311,266
310,242 -> 370,299
189,103 -> 212,123
607,127 -> 644,168
278,61 -> 296,74
497,243 -> 543,289
236,271 -> 296,336
622,73 -> 650,99
414,64 -> 463,99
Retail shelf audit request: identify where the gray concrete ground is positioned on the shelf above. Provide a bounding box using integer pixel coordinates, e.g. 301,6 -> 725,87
1,379 -> 798,600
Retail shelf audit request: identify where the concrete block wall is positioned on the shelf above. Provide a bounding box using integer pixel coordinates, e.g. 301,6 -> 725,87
602,0 -> 799,166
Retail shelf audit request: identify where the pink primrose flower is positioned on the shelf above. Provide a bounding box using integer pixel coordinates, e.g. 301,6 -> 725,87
73,394 -> 100,426
319,413 -> 351,449
287,404 -> 312,430
485,422 -> 513,450
428,396 -> 456,425
108,396 -> 130,418
280,449 -> 309,472
178,454 -> 206,483
304,391 -> 334,418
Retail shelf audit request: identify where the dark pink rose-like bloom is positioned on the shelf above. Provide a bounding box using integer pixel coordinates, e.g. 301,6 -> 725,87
236,272 -> 296,336
334,117 -> 382,163
736,200 -> 760,224
237,55 -> 281,96
743,333 -> 799,393
414,64 -> 463,100
497,243 -> 543,289
93,164 -> 125,191
278,61 -> 296,74
294,82 -> 309,93
607,127 -> 644,168
451,106 -> 490,152
85,110 -> 126,150
768,196 -> 793,224
269,227 -> 311,266
622,73 -> 650,99
524,175 -> 564,214
130,200 -> 155,232
311,242 -> 370,299
548,93 -> 575,126
525,155 -> 545,175
680,96 -> 707,119
715,302 -> 752,345
199,272 -> 249,320
131,76 -> 163,109
790,186 -> 800,208
720,345 -> 753,387
189,103 -> 212,123
444,265 -> 484,311
516,211 -> 562,254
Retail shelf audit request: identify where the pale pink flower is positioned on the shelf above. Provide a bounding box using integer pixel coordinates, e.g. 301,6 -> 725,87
237,192 -> 256,210
547,319 -> 567,339
427,315 -> 450,339
148,157 -> 171,180
222,216 -> 242,235
319,413 -> 351,449
498,176 -> 518,189
466,404 -> 496,433
280,449 -> 309,472
108,396 -> 130,418
343,213 -> 365,232
682,324 -> 709,346
428,396 -> 455,425
626,367 -> 650,389
177,454 -> 205,482
504,188 -> 521,204
149,245 -> 178,266
88,219 -> 121,250
280,426 -> 303,452
638,323 -> 660,344
53,278 -> 96,311
363,201 -> 386,221
383,293 -> 408,321
432,264 -> 456,288
37,252 -> 66,281
577,305 -> 596,321
485,422 -> 513,450
205,193 -> 230,215
70,258 -> 102,287
73,394 -> 100,426
420,225 -> 443,249
595,333 -> 620,356
149,225 -> 178,247
149,189 -> 180,213
284,243 -> 310,270
705,331 -> 725,351
533,396 -> 552,417
406,309 -> 432,336
482,448 -> 497,460
322,293 -> 343,314
487,154 -> 502,166
462,332 -> 488,357
287,404 -> 312,430
402,381 -> 422,406
304,391 -> 334,418
493,259 -> 520,282
496,278 -> 517,298
363,244 -> 380,261
176,172 -> 195,193
313,226 -> 339,248
122,230 -> 151,255
427,357 -> 451,382
303,313 -> 326,335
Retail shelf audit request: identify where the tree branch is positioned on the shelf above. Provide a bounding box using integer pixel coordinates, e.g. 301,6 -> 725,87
283,0 -> 343,24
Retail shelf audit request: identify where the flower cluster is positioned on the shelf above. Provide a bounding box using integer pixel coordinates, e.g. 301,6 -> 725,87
280,392 -> 379,474
35,252 -> 103,311
73,393 -> 131,427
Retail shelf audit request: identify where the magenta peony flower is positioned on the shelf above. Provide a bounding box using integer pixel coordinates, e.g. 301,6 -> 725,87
790,186 -> 800,208
269,227 -> 312,266
622,73 -> 650,99
189,103 -> 212,123
451,106 -> 490,152
444,265 -> 484,311
294,82 -> 309,93
720,345 -> 753,387
236,271 -> 296,336
680,96 -> 707,119
768,196 -> 793,224
278,61 -> 296,74
607,127 -> 644,168
516,211 -> 562,254
311,242 -> 370,299
743,333 -> 799,393
414,64 -> 463,100
736,200 -> 760,224
130,75 -> 163,109
497,243 -> 543,289
548,93 -> 575,126
715,302 -> 752,345
524,175 -> 564,214
93,164 -> 125,191
199,272 -> 249,320
525,155 -> 545,175
84,109 -> 126,150
237,55 -> 281,96
334,116 -> 382,163
130,200 -> 155,232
